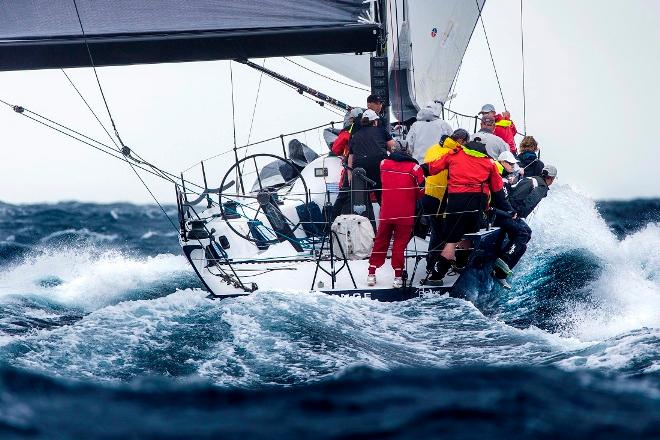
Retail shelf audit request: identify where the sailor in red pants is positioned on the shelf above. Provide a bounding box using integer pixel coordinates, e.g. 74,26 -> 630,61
367,141 -> 425,288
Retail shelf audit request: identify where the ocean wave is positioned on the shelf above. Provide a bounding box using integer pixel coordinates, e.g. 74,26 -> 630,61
38,228 -> 119,243
0,247 -> 195,311
0,363 -> 657,439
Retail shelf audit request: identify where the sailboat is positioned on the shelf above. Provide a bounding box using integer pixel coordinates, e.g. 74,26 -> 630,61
0,0 -> 502,301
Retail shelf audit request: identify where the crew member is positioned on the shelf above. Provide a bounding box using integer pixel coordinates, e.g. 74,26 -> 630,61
353,95 -> 387,132
421,138 -> 513,284
407,104 -> 452,163
331,107 -> 363,220
494,110 -> 518,154
497,150 -> 523,191
517,136 -> 545,177
367,141 -> 424,288
493,165 -> 558,288
473,114 -> 509,160
422,128 -> 470,275
348,109 -> 395,203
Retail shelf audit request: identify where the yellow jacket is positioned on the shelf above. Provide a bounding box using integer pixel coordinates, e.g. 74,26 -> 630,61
423,137 -> 456,201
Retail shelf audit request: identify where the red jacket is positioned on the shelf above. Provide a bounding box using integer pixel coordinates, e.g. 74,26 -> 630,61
379,154 -> 425,225
494,114 -> 517,154
428,145 -> 503,196
332,129 -> 351,185
331,129 -> 351,157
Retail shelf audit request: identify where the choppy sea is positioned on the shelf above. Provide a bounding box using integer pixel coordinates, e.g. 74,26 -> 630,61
0,187 -> 658,438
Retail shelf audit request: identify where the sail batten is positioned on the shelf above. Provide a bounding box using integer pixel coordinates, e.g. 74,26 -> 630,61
0,0 -> 378,71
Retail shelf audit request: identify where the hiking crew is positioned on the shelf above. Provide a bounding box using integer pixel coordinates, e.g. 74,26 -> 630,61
422,128 -> 470,275
421,138 -> 513,284
367,141 -> 425,288
497,150 -> 523,190
493,165 -> 558,288
517,136 -> 545,177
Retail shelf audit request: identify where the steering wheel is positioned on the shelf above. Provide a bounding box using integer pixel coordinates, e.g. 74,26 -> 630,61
218,153 -> 310,244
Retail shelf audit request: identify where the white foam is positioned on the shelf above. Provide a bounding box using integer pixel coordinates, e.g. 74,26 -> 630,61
0,246 -> 192,310
520,185 -> 660,341
38,228 -> 118,243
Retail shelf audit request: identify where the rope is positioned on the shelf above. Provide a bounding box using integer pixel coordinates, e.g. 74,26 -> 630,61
475,0 -> 507,110
520,0 -> 528,134
283,57 -> 370,92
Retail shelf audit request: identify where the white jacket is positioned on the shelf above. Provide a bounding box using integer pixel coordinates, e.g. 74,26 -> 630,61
407,108 -> 452,162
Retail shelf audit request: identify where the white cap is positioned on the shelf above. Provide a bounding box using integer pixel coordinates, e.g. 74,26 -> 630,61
497,151 -> 519,164
362,109 -> 379,122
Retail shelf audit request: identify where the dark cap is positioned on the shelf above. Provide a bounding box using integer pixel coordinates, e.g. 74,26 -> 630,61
367,94 -> 383,104
451,128 -> 470,142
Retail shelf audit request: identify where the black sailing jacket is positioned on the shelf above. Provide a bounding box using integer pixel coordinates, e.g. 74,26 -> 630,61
508,176 -> 549,218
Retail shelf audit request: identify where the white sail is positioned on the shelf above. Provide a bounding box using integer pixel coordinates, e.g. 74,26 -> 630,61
407,0 -> 486,107
306,0 -> 486,120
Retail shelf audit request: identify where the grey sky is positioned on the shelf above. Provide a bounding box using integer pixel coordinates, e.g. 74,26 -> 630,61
1,0 -> 659,204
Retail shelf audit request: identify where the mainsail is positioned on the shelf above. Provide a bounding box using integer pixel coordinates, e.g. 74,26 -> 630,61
306,0 -> 486,121
0,0 -> 378,71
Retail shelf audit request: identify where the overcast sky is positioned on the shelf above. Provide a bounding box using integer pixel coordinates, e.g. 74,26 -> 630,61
1,0 -> 659,204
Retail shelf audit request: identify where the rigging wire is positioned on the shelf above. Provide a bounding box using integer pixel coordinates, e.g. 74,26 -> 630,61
520,0 -> 528,134
229,61 -> 245,194
246,59 -> 265,145
61,69 -> 176,185
70,0 -> 129,152
0,99 -> 184,185
68,0 -> 178,232
283,57 -> 370,92
61,69 -> 120,151
475,0 -> 507,110
183,120 -> 341,172
240,59 -> 265,175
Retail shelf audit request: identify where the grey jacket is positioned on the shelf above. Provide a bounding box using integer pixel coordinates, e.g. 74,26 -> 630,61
472,129 -> 509,160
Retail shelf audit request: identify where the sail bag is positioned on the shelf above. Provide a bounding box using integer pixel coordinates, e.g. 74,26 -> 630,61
331,214 -> 374,260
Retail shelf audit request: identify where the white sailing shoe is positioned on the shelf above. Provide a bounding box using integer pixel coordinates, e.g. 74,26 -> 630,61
392,277 -> 403,288
367,274 -> 376,286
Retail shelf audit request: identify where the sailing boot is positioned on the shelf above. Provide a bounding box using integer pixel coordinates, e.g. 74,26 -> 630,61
424,256 -> 452,286
392,269 -> 403,288
367,266 -> 377,286
494,258 -> 513,277
492,262 -> 512,289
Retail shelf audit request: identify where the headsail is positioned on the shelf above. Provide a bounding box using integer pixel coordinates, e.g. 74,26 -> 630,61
306,0 -> 486,121
0,0 -> 378,71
